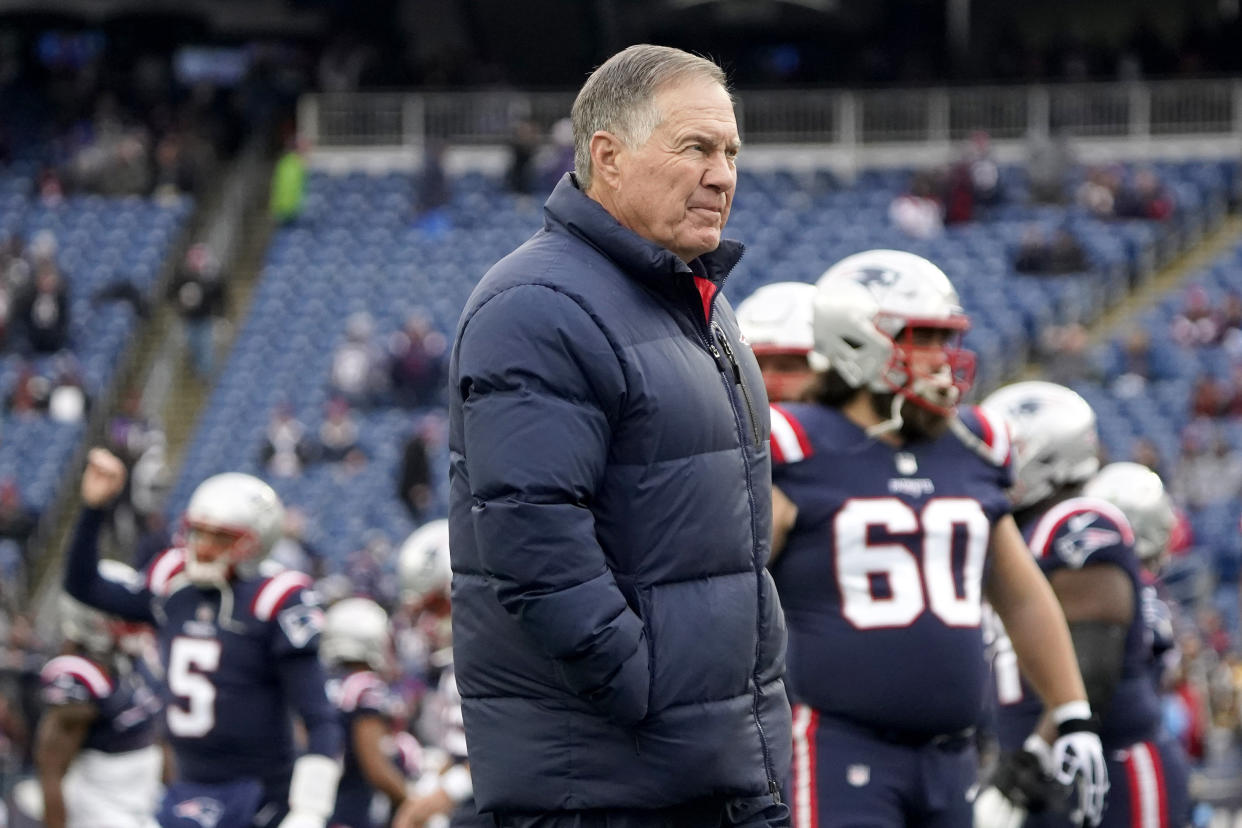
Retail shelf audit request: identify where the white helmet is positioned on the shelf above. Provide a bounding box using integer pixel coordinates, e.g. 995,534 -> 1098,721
399,519 -> 451,602
809,249 -> 974,414
182,473 -> 285,587
59,561 -> 144,659
1084,462 -> 1176,569
321,597 -> 390,671
981,381 -> 1099,510
737,282 -> 816,356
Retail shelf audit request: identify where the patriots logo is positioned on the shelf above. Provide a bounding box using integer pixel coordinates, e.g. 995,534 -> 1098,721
279,604 -> 324,649
174,797 -> 224,828
855,267 -> 900,288
1054,512 -> 1121,568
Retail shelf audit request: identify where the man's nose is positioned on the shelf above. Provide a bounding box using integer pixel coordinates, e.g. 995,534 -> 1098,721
702,151 -> 735,191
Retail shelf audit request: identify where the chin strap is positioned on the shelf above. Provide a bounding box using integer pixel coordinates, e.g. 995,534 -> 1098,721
865,393 -> 905,438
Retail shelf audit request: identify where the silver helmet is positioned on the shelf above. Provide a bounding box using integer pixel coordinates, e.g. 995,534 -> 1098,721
736,281 -> 816,356
809,249 -> 974,415
321,597 -> 390,672
182,472 -> 284,587
981,381 -> 1099,510
1084,462 -> 1176,569
398,519 -> 451,603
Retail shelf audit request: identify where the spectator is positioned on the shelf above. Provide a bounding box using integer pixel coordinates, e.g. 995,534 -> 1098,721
260,402 -> 313,478
503,118 -> 541,196
888,170 -> 943,239
5,363 -> 49,418
1025,128 -> 1074,205
415,139 -> 451,224
962,129 -> 1002,206
1110,327 -> 1157,397
1191,376 -> 1227,419
1077,165 -> 1121,218
15,263 -> 69,354
538,117 -> 576,194
269,508 -> 325,579
167,242 -> 228,379
1130,435 -> 1169,480
1116,167 -> 1175,221
1171,424 -> 1242,511
45,353 -> 89,423
1037,321 -> 1095,384
387,309 -> 446,408
317,396 -> 361,463
270,137 -> 308,225
330,311 -> 387,407
1171,285 -> 1220,347
0,480 -> 36,584
397,418 -> 439,522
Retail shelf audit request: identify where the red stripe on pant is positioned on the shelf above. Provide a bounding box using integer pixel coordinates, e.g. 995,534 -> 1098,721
792,703 -> 820,828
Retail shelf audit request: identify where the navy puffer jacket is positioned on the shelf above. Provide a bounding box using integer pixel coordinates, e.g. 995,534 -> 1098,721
448,174 -> 791,813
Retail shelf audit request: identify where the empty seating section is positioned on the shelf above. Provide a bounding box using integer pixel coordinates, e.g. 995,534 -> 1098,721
169,159 -> 1236,570
0,158 -> 192,513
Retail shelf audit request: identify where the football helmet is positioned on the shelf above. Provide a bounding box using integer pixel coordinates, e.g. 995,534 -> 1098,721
736,281 -> 817,402
809,249 -> 974,416
1084,462 -> 1175,569
399,519 -> 451,602
321,597 -> 390,672
60,560 -> 144,659
182,472 -> 285,587
981,381 -> 1099,511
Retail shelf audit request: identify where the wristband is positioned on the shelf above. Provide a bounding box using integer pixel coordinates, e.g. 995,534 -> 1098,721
1051,700 -> 1097,735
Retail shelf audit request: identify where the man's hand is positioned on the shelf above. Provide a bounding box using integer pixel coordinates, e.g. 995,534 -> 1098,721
81,448 -> 126,508
1050,729 -> 1108,828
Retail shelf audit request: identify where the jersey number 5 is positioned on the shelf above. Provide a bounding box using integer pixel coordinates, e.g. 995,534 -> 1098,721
834,497 -> 989,629
167,637 -> 221,737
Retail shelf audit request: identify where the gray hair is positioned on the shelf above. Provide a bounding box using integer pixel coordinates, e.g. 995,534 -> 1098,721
571,44 -> 729,191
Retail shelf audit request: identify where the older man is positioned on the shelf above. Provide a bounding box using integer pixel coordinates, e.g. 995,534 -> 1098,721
447,44 -> 791,827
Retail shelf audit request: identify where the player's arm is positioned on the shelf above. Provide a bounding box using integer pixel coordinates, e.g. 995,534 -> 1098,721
64,449 -> 155,622
1047,563 -> 1133,717
984,514 -> 1087,711
35,701 -> 95,828
985,514 -> 1108,828
351,713 -> 409,805
458,287 -> 648,726
276,641 -> 344,827
769,484 -> 798,563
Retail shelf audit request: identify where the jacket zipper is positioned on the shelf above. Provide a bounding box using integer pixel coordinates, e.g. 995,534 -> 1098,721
682,270 -> 781,801
713,322 -> 761,449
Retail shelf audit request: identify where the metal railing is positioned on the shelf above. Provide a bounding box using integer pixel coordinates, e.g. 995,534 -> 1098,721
299,78 -> 1242,149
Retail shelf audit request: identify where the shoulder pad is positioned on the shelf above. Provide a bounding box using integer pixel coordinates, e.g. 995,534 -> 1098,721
769,404 -> 814,465
950,405 -> 1013,468
145,548 -> 187,596
41,655 -> 113,702
1027,497 -> 1136,568
337,670 -> 390,713
250,570 -> 315,622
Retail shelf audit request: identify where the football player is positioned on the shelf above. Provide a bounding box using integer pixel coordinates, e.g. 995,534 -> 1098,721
977,384 -> 1190,828
37,561 -> 164,828
65,447 -> 343,828
321,597 -> 414,828
767,250 -> 1107,828
736,280 -> 817,402
391,520 -> 482,828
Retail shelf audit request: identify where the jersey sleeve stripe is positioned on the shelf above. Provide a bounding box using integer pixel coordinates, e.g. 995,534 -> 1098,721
339,670 -> 385,713
41,655 -> 114,697
770,405 -> 811,464
1027,497 -> 1136,558
146,548 -> 186,595
251,570 -> 314,621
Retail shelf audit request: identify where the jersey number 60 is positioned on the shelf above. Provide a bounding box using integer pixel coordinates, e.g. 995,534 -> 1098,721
834,497 -> 989,629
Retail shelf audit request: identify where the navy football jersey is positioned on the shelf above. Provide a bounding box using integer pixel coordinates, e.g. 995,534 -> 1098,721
63,510 -> 342,794
327,668 -> 404,828
39,653 -> 163,754
992,497 -> 1162,751
770,403 -> 1013,736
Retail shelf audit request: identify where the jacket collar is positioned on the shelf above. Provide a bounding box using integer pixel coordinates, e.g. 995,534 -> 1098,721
542,172 -> 744,287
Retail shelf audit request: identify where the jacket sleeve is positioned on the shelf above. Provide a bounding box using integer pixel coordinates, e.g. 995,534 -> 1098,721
456,284 -> 649,725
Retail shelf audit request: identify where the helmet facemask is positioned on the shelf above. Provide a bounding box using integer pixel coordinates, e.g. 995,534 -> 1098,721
878,316 -> 975,417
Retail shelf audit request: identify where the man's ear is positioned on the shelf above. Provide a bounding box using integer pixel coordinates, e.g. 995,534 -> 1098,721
589,130 -> 626,190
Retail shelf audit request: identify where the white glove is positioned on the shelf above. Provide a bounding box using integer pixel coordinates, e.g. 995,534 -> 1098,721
277,754 -> 342,828
1049,704 -> 1109,828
